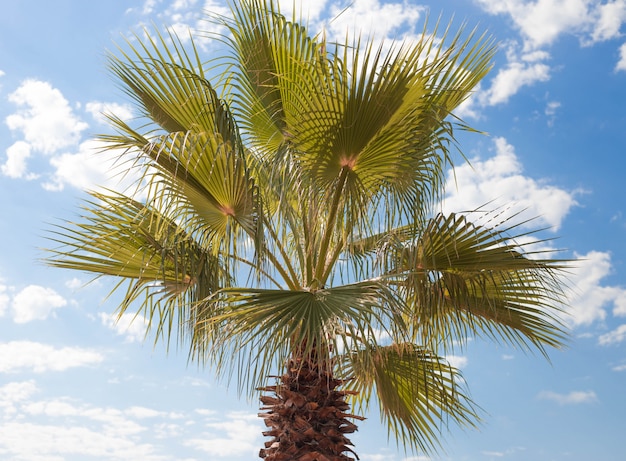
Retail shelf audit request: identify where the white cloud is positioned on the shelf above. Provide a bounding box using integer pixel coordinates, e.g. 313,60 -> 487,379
474,0 -> 626,94
85,101 -> 133,125
0,421 -> 165,461
545,100 -> 561,126
279,0 -> 330,21
0,381 -> 38,401
616,42 -> 626,71
185,411 -> 261,457
11,284 -> 67,323
612,363 -> 626,372
126,406 -> 175,419
567,251 -> 626,326
2,141 -> 36,179
0,341 -> 104,373
480,45 -> 551,105
474,0 -> 612,50
142,0 -> 159,15
99,312 -> 150,343
0,284 -> 9,317
611,285 -> 626,314
0,383 -> 218,461
150,0 -> 231,48
443,136 -> 579,231
0,381 -> 39,417
537,389 -> 598,405
44,139 -> 142,193
65,277 -> 85,290
514,0 -> 590,49
324,0 -> 424,41
446,355 -> 468,369
591,0 -> 626,43
360,455 -> 394,461
5,79 -> 88,154
598,324 -> 626,345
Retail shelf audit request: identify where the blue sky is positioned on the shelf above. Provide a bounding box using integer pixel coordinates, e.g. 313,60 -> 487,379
1,0 -> 625,460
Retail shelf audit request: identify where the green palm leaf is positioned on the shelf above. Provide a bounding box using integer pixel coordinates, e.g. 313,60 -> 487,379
223,0 -> 325,153
100,29 -> 262,253
45,190 -> 228,347
396,212 -> 567,352
339,343 -> 479,453
190,280 -> 407,392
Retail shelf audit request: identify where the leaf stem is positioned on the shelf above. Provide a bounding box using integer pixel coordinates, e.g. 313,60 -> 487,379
314,166 -> 350,286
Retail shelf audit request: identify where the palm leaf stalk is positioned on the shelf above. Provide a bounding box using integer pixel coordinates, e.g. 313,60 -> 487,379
45,1 -> 568,459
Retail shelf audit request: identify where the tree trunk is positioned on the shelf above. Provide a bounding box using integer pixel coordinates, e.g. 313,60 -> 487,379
258,353 -> 364,461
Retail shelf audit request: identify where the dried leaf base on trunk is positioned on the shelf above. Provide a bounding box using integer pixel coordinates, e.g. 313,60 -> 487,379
258,357 -> 364,461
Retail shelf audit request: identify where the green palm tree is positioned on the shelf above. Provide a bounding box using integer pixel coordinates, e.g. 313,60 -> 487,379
46,1 -> 567,459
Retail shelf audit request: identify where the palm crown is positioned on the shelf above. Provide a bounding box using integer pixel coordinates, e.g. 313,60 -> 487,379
46,0 -> 567,458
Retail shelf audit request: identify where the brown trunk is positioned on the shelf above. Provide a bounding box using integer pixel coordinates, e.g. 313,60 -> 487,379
258,353 -> 364,461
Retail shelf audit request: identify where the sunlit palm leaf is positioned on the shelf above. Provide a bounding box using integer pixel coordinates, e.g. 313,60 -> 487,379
223,0 -> 325,154
190,280 -> 407,392
338,343 -> 479,453
395,212 -> 567,352
291,23 -> 495,212
109,29 -> 214,133
101,30 -> 262,252
45,190 -> 228,346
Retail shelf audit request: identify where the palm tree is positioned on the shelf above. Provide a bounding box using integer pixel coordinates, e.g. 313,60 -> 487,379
46,1 -> 567,459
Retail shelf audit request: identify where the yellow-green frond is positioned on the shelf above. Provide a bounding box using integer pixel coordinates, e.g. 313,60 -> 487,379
396,212 -> 568,352
189,280 -> 407,394
45,190 -> 229,348
338,343 -> 480,454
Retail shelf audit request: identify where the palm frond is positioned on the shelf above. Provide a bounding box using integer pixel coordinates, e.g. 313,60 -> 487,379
394,212 -> 568,353
100,29 -> 263,255
222,0 -> 325,154
190,280 -> 407,394
338,343 -> 480,454
45,190 -> 228,348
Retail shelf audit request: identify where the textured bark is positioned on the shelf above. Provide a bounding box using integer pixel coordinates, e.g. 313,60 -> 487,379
258,355 -> 364,461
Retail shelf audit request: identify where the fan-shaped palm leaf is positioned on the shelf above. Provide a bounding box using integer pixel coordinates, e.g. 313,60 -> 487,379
339,343 -> 479,453
393,212 -> 567,352
46,190 -> 228,346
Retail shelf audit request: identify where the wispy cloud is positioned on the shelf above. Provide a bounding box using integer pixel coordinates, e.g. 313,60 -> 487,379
616,42 -> 626,71
446,355 -> 468,370
0,341 -> 103,373
599,324 -> 626,346
0,378 -> 220,460
479,45 -> 551,106
185,411 -> 262,457
85,101 -> 133,125
537,390 -> 598,405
